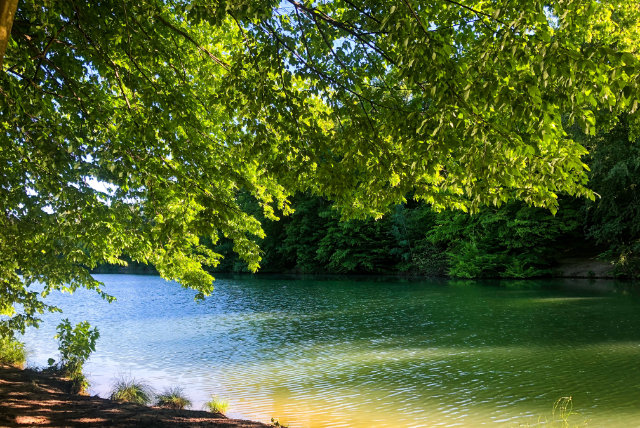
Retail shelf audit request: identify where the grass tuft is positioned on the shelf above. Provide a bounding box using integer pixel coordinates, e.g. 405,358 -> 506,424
109,378 -> 153,405
0,336 -> 26,368
271,417 -> 289,427
156,386 -> 192,410
204,395 -> 229,414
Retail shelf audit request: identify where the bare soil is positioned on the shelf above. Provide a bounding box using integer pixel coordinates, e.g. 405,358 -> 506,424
0,365 -> 269,427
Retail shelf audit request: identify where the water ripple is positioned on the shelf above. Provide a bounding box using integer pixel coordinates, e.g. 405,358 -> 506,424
19,275 -> 640,427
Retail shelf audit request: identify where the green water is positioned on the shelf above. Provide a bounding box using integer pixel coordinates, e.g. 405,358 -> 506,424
21,275 -> 640,427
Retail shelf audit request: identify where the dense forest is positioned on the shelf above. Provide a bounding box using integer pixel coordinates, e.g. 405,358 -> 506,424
99,116 -> 639,279
97,117 -> 640,278
212,117 -> 639,278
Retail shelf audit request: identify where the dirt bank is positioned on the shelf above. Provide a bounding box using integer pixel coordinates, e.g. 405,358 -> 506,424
0,365 -> 270,427
553,254 -> 615,279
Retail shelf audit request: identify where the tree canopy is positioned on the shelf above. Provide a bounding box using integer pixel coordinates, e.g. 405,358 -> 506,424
1,0 -> 640,335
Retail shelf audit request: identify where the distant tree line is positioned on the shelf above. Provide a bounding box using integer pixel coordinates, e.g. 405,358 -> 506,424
209,116 -> 640,278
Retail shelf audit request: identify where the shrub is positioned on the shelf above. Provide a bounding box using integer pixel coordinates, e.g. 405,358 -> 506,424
110,378 -> 153,405
156,387 -> 192,410
204,395 -> 229,414
0,336 -> 26,367
55,319 -> 99,393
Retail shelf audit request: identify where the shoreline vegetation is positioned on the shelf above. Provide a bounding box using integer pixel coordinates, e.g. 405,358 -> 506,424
1,330 -> 276,426
0,364 -> 270,427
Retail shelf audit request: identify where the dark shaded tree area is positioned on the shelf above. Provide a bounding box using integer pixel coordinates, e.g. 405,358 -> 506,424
209,118 -> 640,278
583,116 -> 640,276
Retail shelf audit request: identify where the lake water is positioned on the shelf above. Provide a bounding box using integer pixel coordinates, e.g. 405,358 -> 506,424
20,274 -> 640,427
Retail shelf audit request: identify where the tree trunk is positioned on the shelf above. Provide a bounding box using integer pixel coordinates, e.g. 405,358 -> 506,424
0,0 -> 19,70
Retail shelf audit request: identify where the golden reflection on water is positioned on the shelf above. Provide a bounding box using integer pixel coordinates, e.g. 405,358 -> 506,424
206,342 -> 640,427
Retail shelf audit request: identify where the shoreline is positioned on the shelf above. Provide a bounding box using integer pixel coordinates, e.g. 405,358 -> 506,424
91,253 -> 620,280
0,364 -> 270,427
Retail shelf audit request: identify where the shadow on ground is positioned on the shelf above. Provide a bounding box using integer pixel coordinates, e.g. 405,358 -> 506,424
0,365 -> 268,427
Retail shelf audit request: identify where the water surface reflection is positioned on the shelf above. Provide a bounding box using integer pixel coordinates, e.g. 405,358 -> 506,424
21,275 -> 640,427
